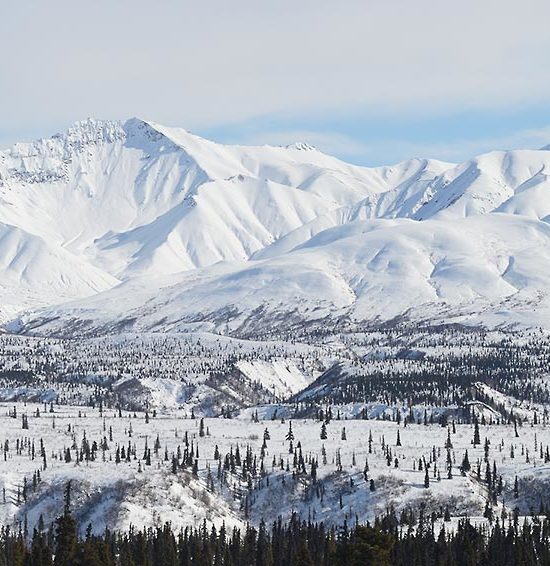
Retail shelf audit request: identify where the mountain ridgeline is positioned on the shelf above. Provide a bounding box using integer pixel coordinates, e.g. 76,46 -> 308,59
1,118 -> 550,335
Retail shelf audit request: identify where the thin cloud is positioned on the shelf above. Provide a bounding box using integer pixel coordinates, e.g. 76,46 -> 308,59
233,125 -> 550,166
385,126 -> 550,163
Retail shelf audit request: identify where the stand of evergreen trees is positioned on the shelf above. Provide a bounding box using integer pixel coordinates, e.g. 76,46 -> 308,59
3,325 -> 550,415
4,487 -> 550,566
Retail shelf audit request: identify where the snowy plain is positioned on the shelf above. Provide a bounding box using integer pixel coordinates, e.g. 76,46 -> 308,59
1,401 -> 547,536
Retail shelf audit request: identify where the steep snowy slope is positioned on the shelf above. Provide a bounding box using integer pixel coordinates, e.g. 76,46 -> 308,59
1,118 -> 443,277
0,118 -> 453,316
411,150 -> 550,220
0,223 -> 117,321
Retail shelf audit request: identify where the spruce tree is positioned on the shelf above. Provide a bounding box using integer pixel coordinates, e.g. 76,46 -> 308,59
473,421 -> 480,446
54,482 -> 78,566
460,450 -> 471,475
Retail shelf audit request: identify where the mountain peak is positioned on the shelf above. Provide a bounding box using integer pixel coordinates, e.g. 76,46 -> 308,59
123,117 -> 174,142
285,142 -> 317,152
53,117 -> 126,144
3,118 -> 184,163
56,117 -> 178,148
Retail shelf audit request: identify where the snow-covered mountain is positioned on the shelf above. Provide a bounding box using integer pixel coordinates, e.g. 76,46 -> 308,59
2,118 -> 550,335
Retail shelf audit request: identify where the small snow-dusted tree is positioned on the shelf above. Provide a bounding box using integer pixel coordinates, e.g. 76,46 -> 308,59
336,449 -> 342,472
285,422 -> 294,442
445,429 -> 452,449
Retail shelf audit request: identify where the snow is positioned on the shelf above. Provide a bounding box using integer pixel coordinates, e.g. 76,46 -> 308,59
2,119 -> 550,533
236,360 -> 311,398
0,117 -> 426,312
20,212 -> 550,336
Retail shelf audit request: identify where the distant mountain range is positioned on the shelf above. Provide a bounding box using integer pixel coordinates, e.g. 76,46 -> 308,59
2,118 -> 550,336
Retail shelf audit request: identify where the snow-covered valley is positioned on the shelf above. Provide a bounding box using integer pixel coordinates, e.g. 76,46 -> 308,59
2,119 -> 550,537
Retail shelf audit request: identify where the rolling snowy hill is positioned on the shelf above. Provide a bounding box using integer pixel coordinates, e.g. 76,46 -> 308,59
2,118 -> 550,334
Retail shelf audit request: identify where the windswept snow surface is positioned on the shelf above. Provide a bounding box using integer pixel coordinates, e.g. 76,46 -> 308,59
1,118 -> 550,333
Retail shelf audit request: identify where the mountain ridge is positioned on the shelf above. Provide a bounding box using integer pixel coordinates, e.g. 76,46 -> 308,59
2,118 -> 550,334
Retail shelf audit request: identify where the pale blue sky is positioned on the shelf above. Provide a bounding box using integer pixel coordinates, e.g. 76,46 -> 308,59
200,104 -> 550,165
2,0 -> 550,165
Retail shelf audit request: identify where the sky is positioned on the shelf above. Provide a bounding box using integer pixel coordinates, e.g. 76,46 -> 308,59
1,0 -> 550,165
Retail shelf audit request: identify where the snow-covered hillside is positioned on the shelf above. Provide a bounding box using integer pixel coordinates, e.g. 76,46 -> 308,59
18,212 -> 550,335
2,118 -> 550,333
